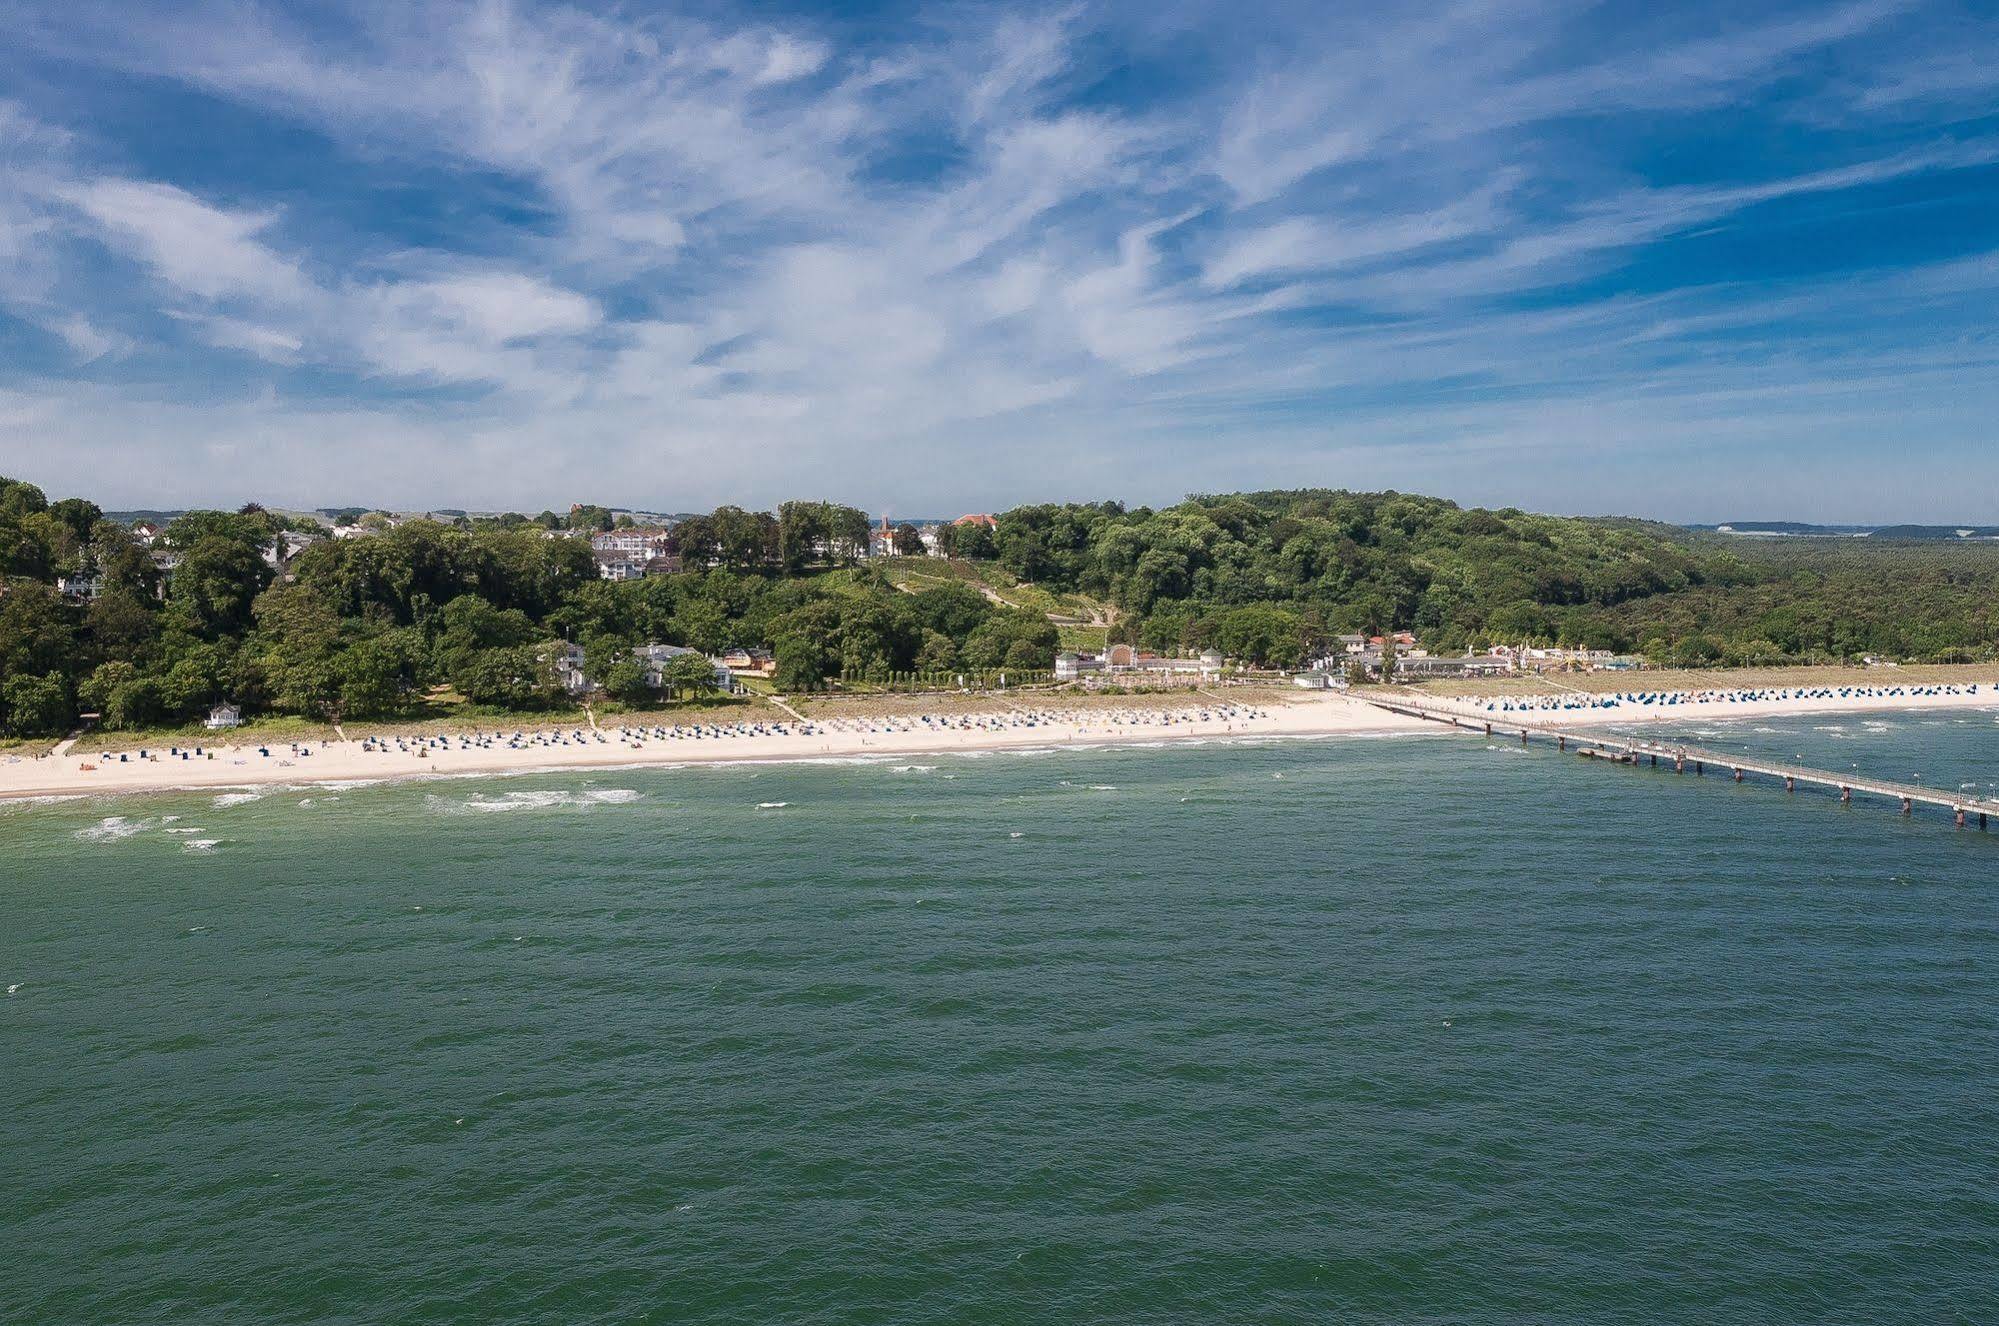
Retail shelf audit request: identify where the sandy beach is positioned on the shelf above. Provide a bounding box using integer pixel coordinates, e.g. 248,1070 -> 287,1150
0,694 -> 1424,803
1417,681 -> 1999,729
5,684 -> 1996,804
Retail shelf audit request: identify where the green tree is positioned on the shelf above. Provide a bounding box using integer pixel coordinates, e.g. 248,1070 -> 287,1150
662,651 -> 719,701
2,671 -> 71,736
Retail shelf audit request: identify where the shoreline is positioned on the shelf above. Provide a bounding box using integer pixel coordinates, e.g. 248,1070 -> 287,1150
3,688 -> 1995,806
0,696 -> 1425,804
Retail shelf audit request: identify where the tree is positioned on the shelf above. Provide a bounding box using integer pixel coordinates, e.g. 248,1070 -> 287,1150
338,633 -> 424,717
456,646 -> 560,708
167,535 -> 273,637
916,629 -> 957,672
2,671 -> 70,736
0,582 -> 77,678
952,521 -> 997,560
773,632 -> 837,691
894,523 -> 926,557
662,651 -> 719,701
602,657 -> 654,703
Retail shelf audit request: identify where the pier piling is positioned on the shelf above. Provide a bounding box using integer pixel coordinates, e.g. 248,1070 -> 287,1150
1362,696 -> 1993,840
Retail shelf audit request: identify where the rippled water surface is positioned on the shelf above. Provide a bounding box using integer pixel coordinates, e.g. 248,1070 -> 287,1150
6,713 -> 1998,1323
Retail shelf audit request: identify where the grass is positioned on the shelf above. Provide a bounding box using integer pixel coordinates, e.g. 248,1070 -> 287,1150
881,557 -> 1111,624
1058,623 -> 1113,652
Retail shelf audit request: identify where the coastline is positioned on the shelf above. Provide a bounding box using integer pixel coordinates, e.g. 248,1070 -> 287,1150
1414,684 -> 1999,729
0,695 -> 1425,804
5,687 -> 1995,805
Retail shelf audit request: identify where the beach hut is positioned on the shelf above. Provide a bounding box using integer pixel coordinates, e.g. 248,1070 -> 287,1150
205,702 -> 242,730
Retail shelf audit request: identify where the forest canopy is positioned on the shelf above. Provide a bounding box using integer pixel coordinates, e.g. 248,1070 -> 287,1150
3,476 -> 1996,737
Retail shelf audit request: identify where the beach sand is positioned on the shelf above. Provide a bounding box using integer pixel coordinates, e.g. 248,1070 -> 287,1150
1418,684 -> 1999,730
0,693 -> 1423,803
5,685 -> 1995,804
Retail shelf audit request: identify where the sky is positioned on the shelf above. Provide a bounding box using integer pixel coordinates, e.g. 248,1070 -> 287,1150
1,0 -> 1996,522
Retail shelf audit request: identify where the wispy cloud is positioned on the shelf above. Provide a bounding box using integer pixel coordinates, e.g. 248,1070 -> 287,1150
0,0 -> 1995,520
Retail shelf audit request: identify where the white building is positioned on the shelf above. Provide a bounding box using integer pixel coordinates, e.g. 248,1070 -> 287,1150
591,528 -> 673,559
262,529 -> 321,571
633,644 -> 736,693
205,703 -> 243,729
57,572 -> 102,601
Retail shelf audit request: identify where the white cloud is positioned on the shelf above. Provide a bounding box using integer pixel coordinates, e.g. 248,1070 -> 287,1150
58,178 -> 308,304
0,0 -> 1996,518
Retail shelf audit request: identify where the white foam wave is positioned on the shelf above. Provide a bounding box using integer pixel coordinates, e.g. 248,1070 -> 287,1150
438,787 -> 643,814
211,792 -> 263,808
182,839 -> 220,852
76,815 -> 151,841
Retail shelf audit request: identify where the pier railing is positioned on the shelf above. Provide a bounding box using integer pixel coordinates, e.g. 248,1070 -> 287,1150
1361,692 -> 1994,831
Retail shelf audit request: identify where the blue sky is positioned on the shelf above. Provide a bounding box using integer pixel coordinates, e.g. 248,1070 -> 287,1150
1,0 -> 1995,520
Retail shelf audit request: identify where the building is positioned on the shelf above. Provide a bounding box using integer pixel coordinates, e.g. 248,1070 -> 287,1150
149,550 -> 183,598
633,644 -> 736,693
1054,651 -> 1103,681
953,513 -> 997,530
591,528 -> 674,559
1058,646 -> 1223,680
594,552 -> 649,582
1391,654 -> 1514,680
262,529 -> 321,572
550,642 -> 591,695
719,648 -> 777,678
129,521 -> 161,546
205,703 -> 242,730
57,572 -> 102,601
551,642 -> 735,696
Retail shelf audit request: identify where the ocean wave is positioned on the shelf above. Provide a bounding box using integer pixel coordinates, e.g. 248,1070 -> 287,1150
76,815 -> 152,841
430,788 -> 643,814
211,792 -> 263,808
182,839 -> 220,853
757,801 -> 790,809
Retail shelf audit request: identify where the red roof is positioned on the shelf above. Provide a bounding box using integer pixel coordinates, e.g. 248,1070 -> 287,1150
953,513 -> 997,528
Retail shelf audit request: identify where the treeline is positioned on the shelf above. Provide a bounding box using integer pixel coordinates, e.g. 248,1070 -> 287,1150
7,475 -> 1998,737
0,477 -> 1052,736
982,490 -> 1999,669
988,490 -> 1736,664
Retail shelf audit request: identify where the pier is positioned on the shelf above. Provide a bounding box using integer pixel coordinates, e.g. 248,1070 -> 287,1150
1363,694 -> 1994,832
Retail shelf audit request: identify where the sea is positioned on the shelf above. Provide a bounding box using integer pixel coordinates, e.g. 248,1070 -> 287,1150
5,710 -> 1998,1323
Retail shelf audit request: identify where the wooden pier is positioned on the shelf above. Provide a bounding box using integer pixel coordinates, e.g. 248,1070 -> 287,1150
1364,694 -> 1994,831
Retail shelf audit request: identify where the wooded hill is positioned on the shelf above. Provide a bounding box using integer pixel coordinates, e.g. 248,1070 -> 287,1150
3,475 -> 1996,737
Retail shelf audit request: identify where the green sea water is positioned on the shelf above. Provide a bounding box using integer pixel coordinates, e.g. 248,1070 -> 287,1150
5,712 -> 1999,1323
